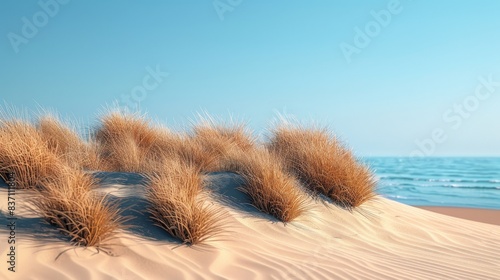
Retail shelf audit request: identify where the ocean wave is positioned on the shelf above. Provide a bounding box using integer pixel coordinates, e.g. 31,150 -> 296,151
378,176 -> 500,185
441,185 -> 500,190
368,157 -> 500,209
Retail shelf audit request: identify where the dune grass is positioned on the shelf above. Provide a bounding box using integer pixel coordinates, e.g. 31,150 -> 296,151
157,133 -> 221,173
37,115 -> 83,157
95,111 -> 222,173
32,168 -> 126,247
145,159 -> 225,245
95,111 -> 168,173
1,106 -> 377,247
0,113 -> 125,247
0,119 -> 64,189
94,111 -> 258,173
192,117 -> 255,153
267,126 -> 375,208
190,117 -> 256,172
224,148 -> 308,223
37,115 -> 103,171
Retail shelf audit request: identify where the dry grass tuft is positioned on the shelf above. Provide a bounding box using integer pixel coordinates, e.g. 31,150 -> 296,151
191,117 -> 256,172
145,159 -> 225,245
95,111 -> 168,172
84,139 -> 109,171
32,168 -> 126,247
171,135 -> 222,173
267,126 -> 375,208
37,115 -> 103,171
0,119 -> 64,189
37,115 -> 83,158
225,148 -> 308,222
94,111 -> 243,173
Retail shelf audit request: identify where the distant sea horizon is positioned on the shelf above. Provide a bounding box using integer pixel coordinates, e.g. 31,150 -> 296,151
364,157 -> 500,210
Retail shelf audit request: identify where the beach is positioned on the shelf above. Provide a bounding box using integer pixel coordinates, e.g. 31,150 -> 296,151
3,0 -> 500,279
368,157 -> 500,209
420,206 -> 500,226
1,172 -> 499,280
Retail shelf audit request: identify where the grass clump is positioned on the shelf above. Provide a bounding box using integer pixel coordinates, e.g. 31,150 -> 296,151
37,115 -> 83,158
145,159 -> 225,245
267,126 -> 375,208
32,168 -> 126,247
158,133 -> 221,173
0,119 -> 64,189
225,148 -> 308,223
190,117 -> 256,172
95,111 -> 168,173
37,115 -> 103,171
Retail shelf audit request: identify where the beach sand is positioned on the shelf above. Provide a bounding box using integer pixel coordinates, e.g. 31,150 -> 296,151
1,172 -> 499,280
420,206 -> 500,226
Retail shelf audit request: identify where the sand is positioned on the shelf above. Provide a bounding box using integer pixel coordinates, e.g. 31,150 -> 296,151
420,206 -> 500,226
1,172 -> 499,280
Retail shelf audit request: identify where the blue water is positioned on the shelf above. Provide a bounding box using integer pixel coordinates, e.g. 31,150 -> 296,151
364,157 -> 500,209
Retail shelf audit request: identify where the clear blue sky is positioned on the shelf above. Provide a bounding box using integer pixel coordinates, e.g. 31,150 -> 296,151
1,0 -> 500,156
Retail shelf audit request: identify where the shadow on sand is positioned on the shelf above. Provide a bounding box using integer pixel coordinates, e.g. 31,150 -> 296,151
204,172 -> 282,223
93,171 -> 182,245
0,170 -> 283,250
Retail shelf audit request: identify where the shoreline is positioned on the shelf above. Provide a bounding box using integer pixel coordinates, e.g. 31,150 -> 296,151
419,206 -> 500,226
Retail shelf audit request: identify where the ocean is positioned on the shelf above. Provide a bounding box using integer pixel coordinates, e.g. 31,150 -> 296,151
365,157 -> 500,210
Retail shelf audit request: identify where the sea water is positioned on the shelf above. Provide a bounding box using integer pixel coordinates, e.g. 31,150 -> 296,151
365,157 -> 500,209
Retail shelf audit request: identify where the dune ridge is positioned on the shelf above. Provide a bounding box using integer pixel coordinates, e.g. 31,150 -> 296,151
1,108 -> 498,279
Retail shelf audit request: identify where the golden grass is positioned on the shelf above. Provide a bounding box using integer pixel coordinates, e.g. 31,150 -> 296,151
37,115 -> 103,171
32,168 -> 126,247
94,111 -> 220,173
224,148 -> 308,222
84,140 -> 110,171
0,119 -> 64,189
95,111 -> 167,173
1,106 -> 377,247
267,126 -> 375,208
191,118 -> 256,172
0,112 -> 125,247
158,132 -> 224,173
145,159 -> 225,245
94,111 -> 258,174
37,115 -> 83,158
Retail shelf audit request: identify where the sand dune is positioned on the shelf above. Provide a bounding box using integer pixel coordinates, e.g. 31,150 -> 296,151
1,172 -> 499,280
